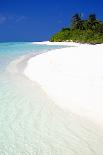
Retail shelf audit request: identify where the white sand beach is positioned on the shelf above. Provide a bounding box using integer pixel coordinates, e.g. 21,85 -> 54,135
24,42 -> 103,126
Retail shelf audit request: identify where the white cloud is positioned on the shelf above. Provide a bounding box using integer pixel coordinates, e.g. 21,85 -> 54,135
0,15 -> 7,24
0,14 -> 28,24
15,16 -> 27,23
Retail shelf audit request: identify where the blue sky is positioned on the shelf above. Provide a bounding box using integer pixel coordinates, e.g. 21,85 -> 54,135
0,0 -> 103,41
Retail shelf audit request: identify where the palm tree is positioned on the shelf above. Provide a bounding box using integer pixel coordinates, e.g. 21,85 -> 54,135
87,14 -> 97,30
88,14 -> 96,23
71,14 -> 83,30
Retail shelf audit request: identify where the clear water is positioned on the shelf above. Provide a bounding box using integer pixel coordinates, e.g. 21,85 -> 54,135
0,42 -> 103,155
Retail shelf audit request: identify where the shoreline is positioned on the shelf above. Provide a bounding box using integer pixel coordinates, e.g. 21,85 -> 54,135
24,42 -> 103,126
32,41 -> 89,46
1,42 -> 103,154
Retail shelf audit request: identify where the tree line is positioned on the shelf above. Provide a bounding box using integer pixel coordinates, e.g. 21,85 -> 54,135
71,14 -> 103,33
50,13 -> 103,44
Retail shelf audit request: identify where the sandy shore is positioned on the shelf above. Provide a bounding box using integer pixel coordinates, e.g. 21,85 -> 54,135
24,42 -> 103,126
32,41 -> 82,46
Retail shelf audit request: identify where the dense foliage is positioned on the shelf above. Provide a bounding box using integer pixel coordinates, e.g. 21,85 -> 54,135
50,14 -> 103,44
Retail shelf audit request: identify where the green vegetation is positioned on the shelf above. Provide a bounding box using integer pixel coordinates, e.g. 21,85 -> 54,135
50,14 -> 103,44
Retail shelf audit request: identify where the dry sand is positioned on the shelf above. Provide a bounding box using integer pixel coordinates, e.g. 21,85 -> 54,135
24,42 -> 103,126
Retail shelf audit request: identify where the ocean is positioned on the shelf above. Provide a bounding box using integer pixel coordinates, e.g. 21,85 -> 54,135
0,42 -> 103,155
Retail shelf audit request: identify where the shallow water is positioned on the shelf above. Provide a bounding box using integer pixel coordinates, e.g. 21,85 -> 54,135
0,42 -> 103,155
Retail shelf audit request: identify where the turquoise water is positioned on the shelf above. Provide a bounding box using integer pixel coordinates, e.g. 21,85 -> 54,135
0,42 -> 103,155
0,42 -> 64,72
